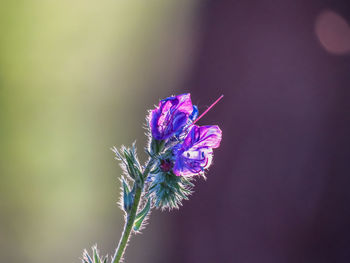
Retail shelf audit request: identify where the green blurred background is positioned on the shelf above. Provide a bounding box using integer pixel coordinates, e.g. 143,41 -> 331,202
0,1 -> 199,262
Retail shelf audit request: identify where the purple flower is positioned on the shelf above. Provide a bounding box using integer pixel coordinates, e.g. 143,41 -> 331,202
173,125 -> 222,176
149,93 -> 194,140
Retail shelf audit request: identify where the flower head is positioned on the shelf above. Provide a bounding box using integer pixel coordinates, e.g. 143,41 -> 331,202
147,94 -> 223,210
149,93 -> 194,140
173,125 -> 222,176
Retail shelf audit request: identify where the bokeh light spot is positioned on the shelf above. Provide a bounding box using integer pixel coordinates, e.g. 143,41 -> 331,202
315,10 -> 350,55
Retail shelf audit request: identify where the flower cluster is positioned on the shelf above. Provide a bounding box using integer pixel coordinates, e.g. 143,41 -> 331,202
82,93 -> 222,263
147,93 -> 222,209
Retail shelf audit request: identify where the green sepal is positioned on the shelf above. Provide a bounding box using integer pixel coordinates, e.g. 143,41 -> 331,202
150,138 -> 165,156
133,198 -> 151,231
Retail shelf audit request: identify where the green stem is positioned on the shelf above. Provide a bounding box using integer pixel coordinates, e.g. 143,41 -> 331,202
112,185 -> 142,263
111,157 -> 157,263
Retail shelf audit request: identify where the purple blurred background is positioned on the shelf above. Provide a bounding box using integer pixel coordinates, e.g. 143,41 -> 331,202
151,1 -> 350,262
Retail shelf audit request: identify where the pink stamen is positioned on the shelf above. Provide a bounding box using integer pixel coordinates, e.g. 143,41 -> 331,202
192,94 -> 224,124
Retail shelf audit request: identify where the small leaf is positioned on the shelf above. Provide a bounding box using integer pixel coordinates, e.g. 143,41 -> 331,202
136,169 -> 144,186
145,149 -> 152,157
82,246 -> 107,263
122,178 -> 133,213
83,249 -> 93,263
134,198 -> 151,231
93,247 -> 99,263
124,147 -> 143,182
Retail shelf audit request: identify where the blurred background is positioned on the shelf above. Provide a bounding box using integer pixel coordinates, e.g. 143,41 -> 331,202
0,0 -> 350,262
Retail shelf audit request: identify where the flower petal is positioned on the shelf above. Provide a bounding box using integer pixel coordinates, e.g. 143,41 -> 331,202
173,125 -> 222,176
174,93 -> 193,115
183,125 -> 222,151
149,93 -> 193,140
173,148 -> 213,176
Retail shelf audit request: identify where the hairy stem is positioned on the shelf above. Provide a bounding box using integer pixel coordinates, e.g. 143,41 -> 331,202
112,185 -> 142,263
112,157 -> 157,263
